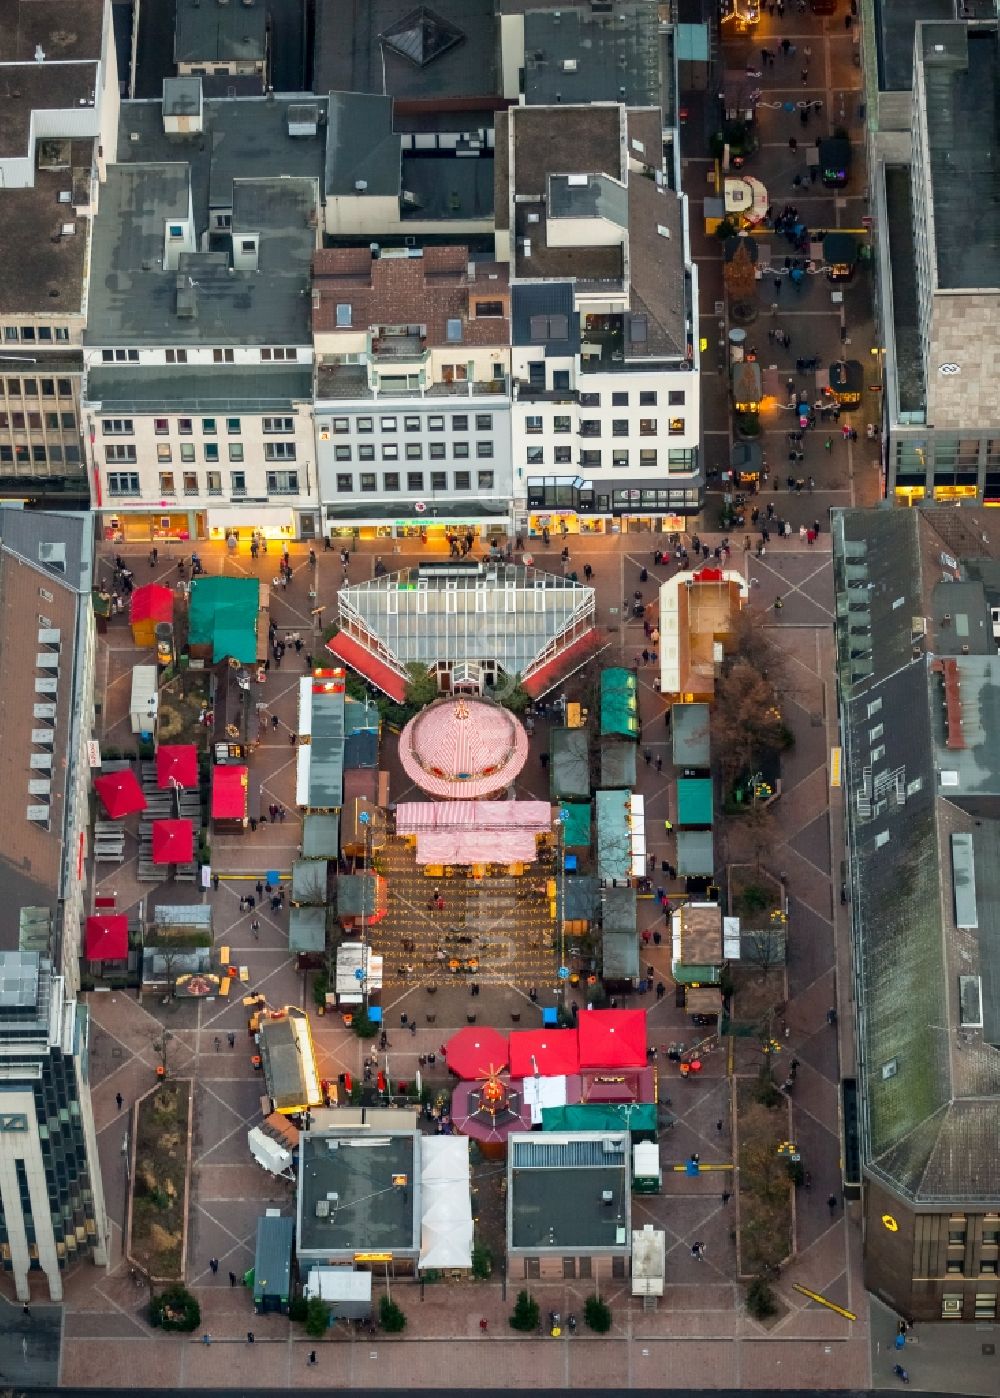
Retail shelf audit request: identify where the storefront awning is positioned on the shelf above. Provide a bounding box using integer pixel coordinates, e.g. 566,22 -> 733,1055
325,631 -> 407,704
522,627 -> 605,698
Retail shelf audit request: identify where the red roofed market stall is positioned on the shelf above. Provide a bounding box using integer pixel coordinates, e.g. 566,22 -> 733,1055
576,1008 -> 648,1069
446,1026 -> 509,1081
508,1028 -> 580,1079
211,764 -> 248,831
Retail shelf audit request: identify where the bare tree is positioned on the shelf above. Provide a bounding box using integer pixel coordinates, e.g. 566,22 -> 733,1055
742,925 -> 787,982
724,239 -> 757,320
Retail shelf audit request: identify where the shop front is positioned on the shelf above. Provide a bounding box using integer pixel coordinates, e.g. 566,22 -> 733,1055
324,500 -> 512,543
206,505 -> 317,544
102,507 -> 205,543
828,359 -> 864,409
527,476 -> 700,532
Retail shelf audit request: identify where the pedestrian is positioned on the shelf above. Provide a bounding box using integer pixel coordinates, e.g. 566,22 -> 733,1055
209,1257 -> 219,1274
247,1331 -> 255,1344
716,1119 -> 724,1132
479,1317 -> 489,1333
228,1032 -> 236,1048
644,748 -> 652,766
656,981 -> 665,1000
801,67 -> 808,84
722,1190 -> 732,1204
214,1036 -> 220,1052
250,918 -> 260,939
22,1301 -> 30,1316
655,755 -> 663,773
788,136 -> 797,152
212,871 -> 220,891
828,1194 -> 838,1214
229,1270 -> 237,1287
116,1091 -> 124,1111
289,732 -> 297,745
691,1241 -> 705,1261
308,1351 -> 317,1365
202,1333 -> 212,1346
271,713 -> 279,730
825,437 -> 833,452
774,596 -> 783,611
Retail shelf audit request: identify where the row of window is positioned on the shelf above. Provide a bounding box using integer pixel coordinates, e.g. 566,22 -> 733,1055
329,413 -> 494,435
107,470 -> 300,497
1,378 -> 75,400
103,416 -> 293,437
106,442 -> 295,464
0,444 -> 81,465
2,325 -> 70,344
573,448 -> 696,473
100,347 -> 298,364
577,389 -> 684,408
333,441 -> 494,462
525,416 -> 666,436
0,412 -> 77,432
335,470 -> 494,495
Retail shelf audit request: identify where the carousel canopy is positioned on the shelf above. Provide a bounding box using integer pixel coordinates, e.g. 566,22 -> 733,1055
94,768 -> 147,819
399,697 -> 529,800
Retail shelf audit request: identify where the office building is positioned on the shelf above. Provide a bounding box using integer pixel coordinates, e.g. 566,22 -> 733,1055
497,104 -> 701,532
81,82 -> 322,541
833,505 -> 1000,1322
0,0 -> 119,506
0,951 -> 108,1300
868,12 -> 1000,503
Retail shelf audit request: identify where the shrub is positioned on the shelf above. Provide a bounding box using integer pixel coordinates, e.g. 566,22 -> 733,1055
740,883 -> 770,914
304,1296 -> 330,1337
312,971 -> 329,1010
149,1285 -> 200,1332
352,1007 -> 379,1039
379,1294 -> 406,1333
509,1289 -> 540,1332
584,1294 -> 612,1333
746,1276 -> 779,1320
471,1244 -> 493,1280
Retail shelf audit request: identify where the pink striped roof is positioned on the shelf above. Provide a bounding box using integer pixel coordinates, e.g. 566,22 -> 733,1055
395,800 -> 551,834
399,698 -> 529,799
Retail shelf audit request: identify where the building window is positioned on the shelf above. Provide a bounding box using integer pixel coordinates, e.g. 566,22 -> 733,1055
23,378 -> 37,396
580,420 -> 601,438
336,473 -> 352,493
332,418 -> 349,434
103,419 -> 134,436
580,449 -> 601,467
157,444 -> 172,463
404,416 -> 420,432
263,416 -> 293,434
383,472 -> 400,492
31,444 -> 46,462
2,327 -> 17,342
431,471 -> 447,491
553,370 -> 570,391
360,473 -> 377,492
357,417 -> 373,433
159,472 -> 175,494
613,449 -> 629,468
60,411 -> 75,429
941,1294 -> 963,1319
335,445 -> 351,461
428,415 -> 444,431
429,442 -> 446,460
183,472 -> 198,495
452,415 -> 468,431
453,442 -> 470,459
230,471 -> 246,495
554,446 -> 571,464
640,449 -> 658,467
380,416 -> 397,432
228,443 -> 244,462
639,419 -> 657,436
612,419 -> 629,437
454,471 -> 471,490
478,470 -> 494,490
668,389 -> 685,405
213,348 -> 235,363
407,472 -> 424,491
40,378 -> 54,397
477,442 -> 493,459
553,416 -> 571,433
154,418 -> 169,435
382,444 -> 399,461
525,416 -> 543,435
226,418 -> 241,435
639,390 -> 657,406
166,348 -> 188,364
668,449 -> 695,474
580,392 -> 600,408
202,418 -> 217,435
474,300 -> 504,317
178,418 -> 193,435
180,443 -> 195,463
612,391 -> 629,407
442,363 -> 467,382
669,417 -> 685,436
405,443 -> 423,460
974,1293 -> 997,1319
106,471 -> 140,495
475,414 -> 492,432
264,442 -> 296,461
105,444 -> 137,463
527,447 -> 544,465
204,443 -> 219,462
359,444 -> 375,461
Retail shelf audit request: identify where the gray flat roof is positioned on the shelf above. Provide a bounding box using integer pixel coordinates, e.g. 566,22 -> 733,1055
883,166 -> 925,416
874,0 -> 954,92
326,93 -> 400,198
672,703 -> 711,768
0,166 -> 89,314
174,0 -> 266,63
676,828 -> 715,876
922,25 -> 1000,291
0,61 -> 97,158
302,813 -> 340,859
509,1134 -> 629,1251
400,153 -> 494,223
298,1130 -> 419,1255
523,4 -> 661,109
84,364 -> 313,412
86,166 -> 316,345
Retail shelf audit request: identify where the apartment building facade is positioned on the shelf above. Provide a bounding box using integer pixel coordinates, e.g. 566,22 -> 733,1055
0,0 -> 119,507
81,84 -> 322,541
314,245 -> 513,542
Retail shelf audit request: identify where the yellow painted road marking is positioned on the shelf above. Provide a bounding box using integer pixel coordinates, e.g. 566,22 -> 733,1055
793,1283 -> 856,1321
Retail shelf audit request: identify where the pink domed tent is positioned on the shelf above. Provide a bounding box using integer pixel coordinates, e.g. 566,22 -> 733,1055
399,697 -> 529,799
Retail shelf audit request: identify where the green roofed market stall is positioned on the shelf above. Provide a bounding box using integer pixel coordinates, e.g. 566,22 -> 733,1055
600,668 -> 639,739
542,1103 -> 658,1137
188,576 -> 261,663
550,728 -> 591,801
561,802 -> 591,849
677,777 -> 714,827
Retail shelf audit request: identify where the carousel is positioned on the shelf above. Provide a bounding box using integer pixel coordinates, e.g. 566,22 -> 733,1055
398,696 -> 529,799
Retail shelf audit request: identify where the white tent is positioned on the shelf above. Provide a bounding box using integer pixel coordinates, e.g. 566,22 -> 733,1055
418,1136 -> 473,1272
522,1072 -> 567,1125
247,1127 -> 294,1179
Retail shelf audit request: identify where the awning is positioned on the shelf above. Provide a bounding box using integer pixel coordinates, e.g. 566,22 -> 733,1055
577,1008 -> 648,1070
325,632 -> 407,704
129,584 -> 173,625
151,818 -> 194,864
509,1028 -> 580,1078
522,627 -> 605,699
94,769 -> 147,818
84,914 -> 128,960
156,744 -> 199,789
446,1026 -> 509,1080
211,764 -> 248,820
686,987 -> 724,1015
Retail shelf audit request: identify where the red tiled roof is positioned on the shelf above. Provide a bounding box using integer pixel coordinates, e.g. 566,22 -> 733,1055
325,632 -> 408,703
312,244 -> 510,347
84,915 -> 128,961
522,627 -> 604,698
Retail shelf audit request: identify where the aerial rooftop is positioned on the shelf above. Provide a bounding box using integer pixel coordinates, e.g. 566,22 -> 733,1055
521,2 -> 662,109
174,0 -> 267,65
507,1133 -> 630,1251
297,1126 -> 420,1256
0,0 -> 103,62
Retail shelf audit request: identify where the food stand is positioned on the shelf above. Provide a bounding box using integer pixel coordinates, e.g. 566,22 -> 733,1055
211,763 -> 249,831
823,231 -> 859,284
828,359 -> 864,409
